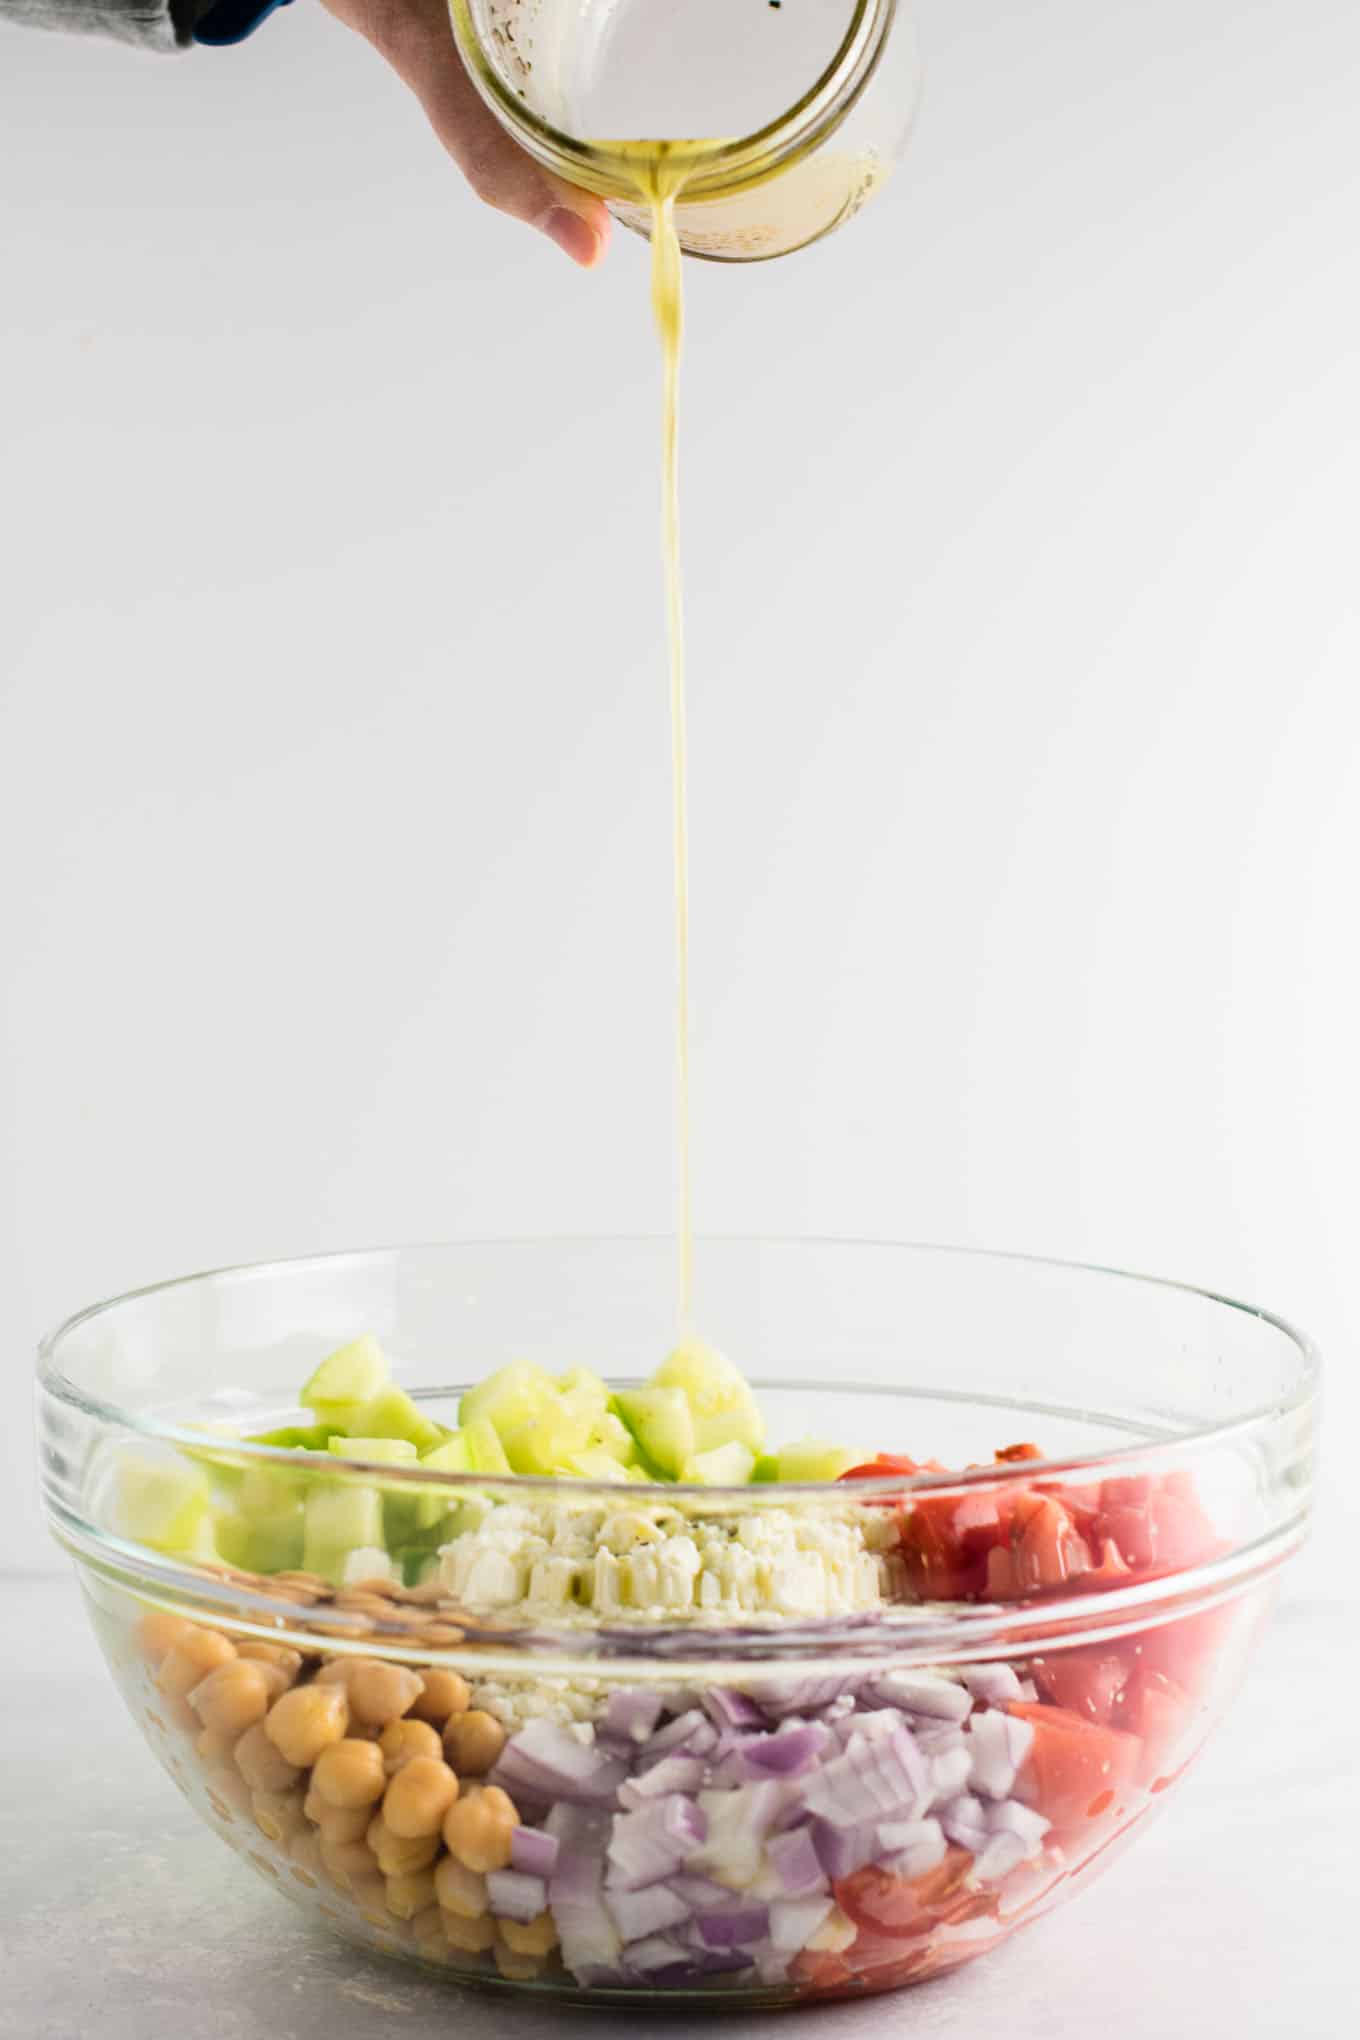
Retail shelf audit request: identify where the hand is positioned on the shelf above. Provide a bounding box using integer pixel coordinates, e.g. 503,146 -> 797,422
320,0 -> 611,267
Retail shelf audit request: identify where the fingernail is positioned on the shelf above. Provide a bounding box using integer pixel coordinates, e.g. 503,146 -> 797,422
543,206 -> 603,268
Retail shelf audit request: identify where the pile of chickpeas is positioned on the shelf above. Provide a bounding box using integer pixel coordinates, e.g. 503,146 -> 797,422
138,1607 -> 560,1982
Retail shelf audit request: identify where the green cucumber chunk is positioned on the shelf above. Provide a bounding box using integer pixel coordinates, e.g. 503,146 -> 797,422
652,1339 -> 764,1455
613,1386 -> 695,1479
766,1438 -> 858,1482
302,1483 -> 383,1583
114,1453 -> 215,1555
682,1441 -> 756,1486
300,1335 -> 390,1425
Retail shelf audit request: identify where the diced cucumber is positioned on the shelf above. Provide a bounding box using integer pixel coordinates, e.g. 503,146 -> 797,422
765,1438 -> 858,1482
556,1368 -> 611,1414
326,1436 -> 419,1466
459,1361 -> 558,1459
751,1454 -> 780,1483
300,1335 -> 390,1425
682,1441 -> 756,1486
405,1433 -> 474,1533
588,1410 -> 640,1465
348,1386 -> 447,1455
302,1483 -> 383,1583
562,1447 -> 639,1482
613,1386 -> 695,1479
247,1424 -> 342,1453
397,1547 -> 440,1589
652,1339 -> 764,1455
216,1503 -> 305,1575
114,1454 -> 215,1555
463,1417 -> 512,1476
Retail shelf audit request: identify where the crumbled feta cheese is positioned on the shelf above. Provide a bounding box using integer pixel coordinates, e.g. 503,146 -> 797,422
438,1497 -> 896,1620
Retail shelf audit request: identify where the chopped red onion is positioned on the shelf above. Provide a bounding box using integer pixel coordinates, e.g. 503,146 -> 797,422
765,1827 -> 828,1899
696,1904 -> 770,1948
769,1896 -> 834,1952
624,1935 -> 694,1974
667,1873 -> 733,1910
549,1819 -> 622,1981
803,1724 -> 928,1828
721,1722 -> 832,1787
749,1676 -> 852,1717
987,1800 -> 1050,1850
486,1869 -> 547,1923
606,1794 -> 707,1890
602,1691 -> 665,1746
606,1881 -> 693,1943
939,1793 -> 990,1851
810,1817 -> 880,1880
878,1816 -> 946,1879
968,1708 -> 1032,1800
495,1720 -> 627,1808
867,1670 -> 973,1723
619,1755 -> 707,1808
704,1689 -> 767,1734
643,1709 -> 718,1760
961,1663 -> 1024,1705
929,1745 -> 973,1803
687,1782 -> 787,1886
509,1826 -> 560,1881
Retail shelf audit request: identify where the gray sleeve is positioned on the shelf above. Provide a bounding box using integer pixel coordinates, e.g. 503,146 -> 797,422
0,0 -> 207,52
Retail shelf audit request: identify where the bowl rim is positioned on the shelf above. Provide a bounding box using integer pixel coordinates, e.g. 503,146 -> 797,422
36,1233 -> 1320,1507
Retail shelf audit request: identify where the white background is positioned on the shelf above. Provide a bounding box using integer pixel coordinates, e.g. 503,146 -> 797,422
3,0 -> 1357,1588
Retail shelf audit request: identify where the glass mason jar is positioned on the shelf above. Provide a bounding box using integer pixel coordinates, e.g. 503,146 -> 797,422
446,0 -> 922,260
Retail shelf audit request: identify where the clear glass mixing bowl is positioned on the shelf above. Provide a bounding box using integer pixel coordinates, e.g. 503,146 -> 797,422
37,1240 -> 1317,2004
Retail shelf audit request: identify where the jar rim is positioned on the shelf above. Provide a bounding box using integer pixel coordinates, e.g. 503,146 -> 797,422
445,0 -> 895,203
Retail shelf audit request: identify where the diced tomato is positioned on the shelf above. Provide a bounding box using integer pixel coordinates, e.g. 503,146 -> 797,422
1009,1492 -> 1093,1593
1093,1471 -> 1219,1576
1010,1701 -> 1141,1833
835,1847 -> 975,1938
790,1949 -> 853,1992
1113,1664 -> 1197,1783
839,1453 -> 947,1482
1032,1649 -> 1129,1725
994,1441 -> 1044,1463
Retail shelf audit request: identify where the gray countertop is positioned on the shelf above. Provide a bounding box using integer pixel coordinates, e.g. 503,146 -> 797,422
3,1567 -> 1351,2040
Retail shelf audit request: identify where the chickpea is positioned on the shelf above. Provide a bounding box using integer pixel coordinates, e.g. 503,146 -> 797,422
158,1628 -> 236,1699
234,1722 -> 303,1794
314,1659 -> 352,1686
366,1816 -> 440,1878
442,1785 -> 517,1874
315,1801 -> 374,1843
442,1709 -> 505,1778
441,1911 -> 497,1953
311,1738 -> 387,1809
238,1642 -> 303,1682
409,1670 -> 470,1726
319,1834 -> 379,1887
494,1945 -> 544,1981
382,1757 -> 459,1840
433,1855 -> 488,1918
411,1903 -> 448,1952
195,1727 -> 235,1766
379,1719 -> 442,1775
137,1610 -> 193,1665
347,1660 -> 425,1727
251,1789 -> 308,1842
189,1659 -> 271,1740
264,1683 -> 350,1767
498,1913 -> 559,1957
384,1867 -> 438,1920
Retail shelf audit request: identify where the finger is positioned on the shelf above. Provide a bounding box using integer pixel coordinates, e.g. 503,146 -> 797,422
376,4 -> 611,267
